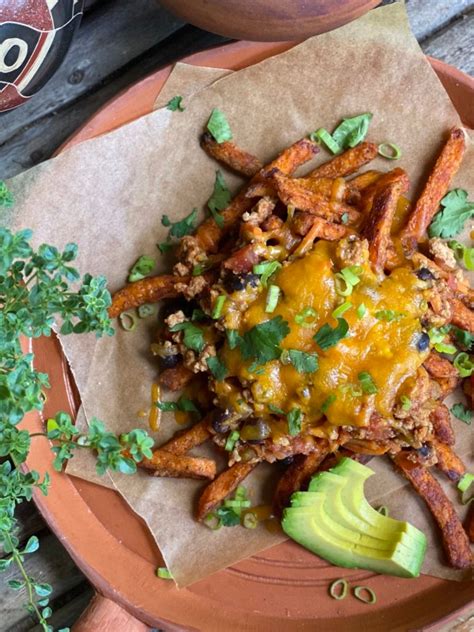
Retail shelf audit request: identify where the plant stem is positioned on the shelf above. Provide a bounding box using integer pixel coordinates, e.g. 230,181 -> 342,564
4,532 -> 47,630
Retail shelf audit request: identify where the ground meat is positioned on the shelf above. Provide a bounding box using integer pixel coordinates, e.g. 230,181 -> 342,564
424,281 -> 452,327
183,343 -> 216,373
175,275 -> 207,299
242,197 -> 275,225
178,235 -> 206,268
173,262 -> 190,277
429,238 -> 457,271
335,236 -> 369,268
164,310 -> 186,329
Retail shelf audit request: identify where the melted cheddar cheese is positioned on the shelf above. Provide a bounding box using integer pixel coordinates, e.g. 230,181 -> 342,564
217,240 -> 429,431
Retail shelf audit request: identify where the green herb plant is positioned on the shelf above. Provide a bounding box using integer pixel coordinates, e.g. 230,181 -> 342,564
0,187 -> 154,630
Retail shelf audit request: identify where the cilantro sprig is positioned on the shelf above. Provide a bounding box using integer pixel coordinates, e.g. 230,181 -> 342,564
166,95 -> 185,112
238,316 -> 290,364
313,318 -> 349,351
208,170 -> 231,228
428,189 -> 474,239
450,403 -> 472,424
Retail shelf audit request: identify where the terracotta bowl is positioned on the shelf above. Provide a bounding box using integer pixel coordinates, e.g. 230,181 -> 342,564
23,42 -> 474,631
158,0 -> 381,41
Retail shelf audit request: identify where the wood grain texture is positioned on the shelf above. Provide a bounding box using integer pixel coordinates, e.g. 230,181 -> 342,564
407,0 -> 474,40
422,10 -> 474,76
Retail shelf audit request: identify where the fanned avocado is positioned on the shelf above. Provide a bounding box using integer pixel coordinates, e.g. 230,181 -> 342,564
282,457 -> 426,578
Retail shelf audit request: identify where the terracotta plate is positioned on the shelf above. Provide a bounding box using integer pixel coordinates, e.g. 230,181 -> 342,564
24,42 -> 474,631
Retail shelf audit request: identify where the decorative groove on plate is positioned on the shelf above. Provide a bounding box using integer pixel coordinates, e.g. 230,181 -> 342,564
225,566 -> 376,586
250,555 -> 331,569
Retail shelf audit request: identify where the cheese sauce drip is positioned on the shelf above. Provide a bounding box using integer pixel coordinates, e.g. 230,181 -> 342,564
218,240 -> 429,430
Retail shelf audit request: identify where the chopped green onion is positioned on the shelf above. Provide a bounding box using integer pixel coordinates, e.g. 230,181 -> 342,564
353,586 -> 377,604
265,284 -> 281,313
341,212 -> 349,225
453,352 -> 474,377
310,128 -> 342,154
375,310 -> 405,322
156,567 -> 173,580
436,342 -> 457,355
295,306 -> 318,327
335,265 -> 362,297
400,395 -> 412,411
253,261 -> 282,287
358,371 -> 378,394
332,301 -> 352,319
378,142 -> 402,160
447,240 -> 474,271
329,578 -> 348,600
137,304 -> 156,318
224,499 -> 252,509
428,326 -> 457,354
192,262 -> 209,276
356,303 -> 367,319
203,513 -> 222,530
212,294 -> 226,319
339,383 -> 362,397
225,430 -> 240,451
269,404 -> 285,415
457,473 -> 474,493
234,486 -> 248,501
377,506 -> 389,516
119,312 -> 137,331
242,511 -> 258,529
321,394 -> 336,413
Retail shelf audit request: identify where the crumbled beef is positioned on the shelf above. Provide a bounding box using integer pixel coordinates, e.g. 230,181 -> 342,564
242,197 -> 275,225
429,238 -> 457,271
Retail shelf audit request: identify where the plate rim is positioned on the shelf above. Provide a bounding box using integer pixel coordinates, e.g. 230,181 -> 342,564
23,40 -> 474,631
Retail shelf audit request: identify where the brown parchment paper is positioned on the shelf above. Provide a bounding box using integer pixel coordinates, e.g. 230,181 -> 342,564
4,1 -> 473,586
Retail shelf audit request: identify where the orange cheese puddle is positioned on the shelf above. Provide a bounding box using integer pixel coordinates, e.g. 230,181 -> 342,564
218,241 -> 428,430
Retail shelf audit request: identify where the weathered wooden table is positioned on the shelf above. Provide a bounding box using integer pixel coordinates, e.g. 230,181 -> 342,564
1,1 -> 473,630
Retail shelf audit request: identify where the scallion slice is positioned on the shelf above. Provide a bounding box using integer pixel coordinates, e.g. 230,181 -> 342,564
332,301 -> 352,319
295,306 -> 318,327
265,284 -> 280,313
329,578 -> 348,600
119,312 -> 137,331
457,473 -> 474,493
242,511 -> 258,529
138,304 -> 156,318
377,506 -> 389,516
225,430 -> 240,451
356,303 -> 367,319
156,567 -> 173,580
310,128 -> 342,154
203,513 -> 222,530
358,371 -> 378,394
212,294 -> 226,319
453,352 -> 474,377
378,142 -> 402,160
353,586 -> 377,604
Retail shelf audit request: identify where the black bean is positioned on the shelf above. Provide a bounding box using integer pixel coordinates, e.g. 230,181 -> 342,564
416,332 -> 430,352
160,353 -> 180,370
280,456 -> 294,467
416,267 -> 434,281
223,272 -> 260,293
418,444 -> 431,457
211,408 -> 232,433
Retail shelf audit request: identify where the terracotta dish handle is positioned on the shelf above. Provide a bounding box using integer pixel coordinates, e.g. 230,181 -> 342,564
72,593 -> 149,631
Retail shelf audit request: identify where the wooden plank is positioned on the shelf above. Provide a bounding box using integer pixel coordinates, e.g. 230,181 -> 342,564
0,502 -> 46,558
0,0 -> 184,148
28,583 -> 94,632
0,26 -> 227,179
0,533 -> 86,630
407,0 -> 474,40
422,11 -> 474,76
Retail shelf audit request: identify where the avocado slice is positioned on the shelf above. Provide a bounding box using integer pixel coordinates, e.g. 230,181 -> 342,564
307,468 -> 426,546
281,457 -> 426,578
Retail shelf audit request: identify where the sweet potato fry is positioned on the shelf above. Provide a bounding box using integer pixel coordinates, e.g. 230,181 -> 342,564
360,168 -> 410,211
433,440 -> 466,482
465,504 -> 474,543
109,275 -> 185,318
160,417 -> 211,455
449,298 -> 474,334
196,461 -> 257,521
401,127 -> 466,245
292,217 -> 349,255
271,171 -> 360,223
159,363 -> 194,391
200,131 -> 263,177
273,449 -> 329,516
343,439 -> 390,455
139,450 -> 216,480
429,404 -> 455,446
349,170 -> 382,191
194,138 -> 319,253
424,351 -> 459,379
435,375 -> 460,401
308,142 -> 378,179
393,451 -> 472,569
245,181 -> 275,199
362,178 -> 407,273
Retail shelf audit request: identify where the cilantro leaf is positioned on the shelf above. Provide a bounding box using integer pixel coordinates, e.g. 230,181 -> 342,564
332,113 -> 373,149
287,407 -> 302,436
452,327 -> 474,350
128,255 -> 155,282
450,402 -> 472,424
157,241 -> 173,255
288,349 -> 318,373
207,108 -> 233,143
239,316 -> 290,364
428,189 -> 474,239
269,404 -> 285,415
313,318 -> 349,351
208,170 -> 231,228
169,321 -> 205,353
166,96 -> 185,112
161,208 -> 198,239
215,506 -> 240,526
207,355 -> 227,381
226,329 -> 241,349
